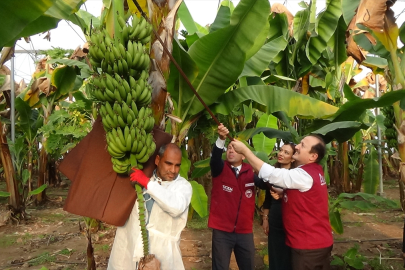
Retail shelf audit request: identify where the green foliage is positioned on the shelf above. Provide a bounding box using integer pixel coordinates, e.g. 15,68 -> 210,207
28,184 -> 48,196
41,47 -> 73,59
39,101 -> 91,159
179,147 -> 191,180
212,85 -> 338,119
338,192 -> 398,210
252,114 -> 277,154
0,191 -> 10,198
184,0 -> 270,116
362,146 -> 379,194
0,0 -> 86,49
331,244 -> 365,269
189,180 -> 208,218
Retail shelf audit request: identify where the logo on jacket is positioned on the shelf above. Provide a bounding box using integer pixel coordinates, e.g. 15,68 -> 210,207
319,174 -> 326,185
283,193 -> 288,203
245,189 -> 253,198
223,185 -> 233,192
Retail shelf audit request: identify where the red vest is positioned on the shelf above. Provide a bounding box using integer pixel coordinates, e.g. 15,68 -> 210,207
282,163 -> 333,249
208,161 -> 256,233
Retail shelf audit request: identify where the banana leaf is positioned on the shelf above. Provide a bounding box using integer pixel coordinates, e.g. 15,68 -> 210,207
51,66 -> 78,98
240,36 -> 288,78
177,2 -> 207,36
329,209 -> 343,234
191,166 -> 211,178
68,9 -> 100,33
252,114 -> 277,154
167,39 -> 199,111
179,147 -> 191,180
306,0 -> 342,64
183,0 -> 270,117
237,127 -> 293,143
210,5 -> 231,33
15,97 -> 41,142
328,87 -> 405,122
341,0 -> 361,25
211,85 -> 338,119
310,121 -> 368,143
189,180 -> 208,218
0,0 -> 85,48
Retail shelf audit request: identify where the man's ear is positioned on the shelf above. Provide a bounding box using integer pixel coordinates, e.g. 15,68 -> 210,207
155,155 -> 160,166
310,153 -> 318,162
242,155 -> 246,160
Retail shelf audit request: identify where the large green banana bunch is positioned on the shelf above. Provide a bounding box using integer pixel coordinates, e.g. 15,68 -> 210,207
381,105 -> 397,149
87,15 -> 156,174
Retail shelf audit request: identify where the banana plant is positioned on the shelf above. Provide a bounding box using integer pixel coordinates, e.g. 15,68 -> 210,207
346,0 -> 405,204
0,0 -> 87,50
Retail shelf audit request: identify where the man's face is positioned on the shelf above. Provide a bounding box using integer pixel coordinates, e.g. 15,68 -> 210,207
155,149 -> 182,181
226,144 -> 244,166
293,136 -> 319,165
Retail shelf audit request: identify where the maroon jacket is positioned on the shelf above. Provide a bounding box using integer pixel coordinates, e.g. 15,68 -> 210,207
282,163 -> 333,249
209,148 -> 256,233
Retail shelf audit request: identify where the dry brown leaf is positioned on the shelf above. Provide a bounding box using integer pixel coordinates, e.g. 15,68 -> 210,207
70,46 -> 87,60
149,0 -> 183,128
362,88 -> 375,99
356,0 -> 388,33
0,47 -> 15,67
0,65 -> 11,76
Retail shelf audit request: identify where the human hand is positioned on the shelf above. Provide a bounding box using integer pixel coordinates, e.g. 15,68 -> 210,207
262,217 -> 269,236
218,124 -> 229,140
130,168 -> 150,189
229,140 -> 248,154
270,190 -> 281,200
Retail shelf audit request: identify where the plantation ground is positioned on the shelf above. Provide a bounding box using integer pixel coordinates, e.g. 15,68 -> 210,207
0,179 -> 404,270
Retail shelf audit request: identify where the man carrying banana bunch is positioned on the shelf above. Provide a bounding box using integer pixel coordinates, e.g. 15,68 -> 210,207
107,143 -> 192,270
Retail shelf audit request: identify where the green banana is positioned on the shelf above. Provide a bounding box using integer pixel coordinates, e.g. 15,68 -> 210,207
117,115 -> 126,128
135,145 -> 147,160
114,88 -> 123,103
125,133 -> 132,151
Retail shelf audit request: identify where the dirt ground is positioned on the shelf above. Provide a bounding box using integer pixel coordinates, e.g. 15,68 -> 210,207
0,179 -> 404,270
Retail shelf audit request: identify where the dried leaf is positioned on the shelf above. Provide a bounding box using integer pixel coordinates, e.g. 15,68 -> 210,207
0,47 -> 15,67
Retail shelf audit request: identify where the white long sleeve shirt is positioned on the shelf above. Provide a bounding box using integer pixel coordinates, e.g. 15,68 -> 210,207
258,163 -> 313,192
108,174 -> 192,270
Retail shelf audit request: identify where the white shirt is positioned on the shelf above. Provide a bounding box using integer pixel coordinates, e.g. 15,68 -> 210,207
108,174 -> 192,270
258,163 -> 313,192
215,137 -> 241,173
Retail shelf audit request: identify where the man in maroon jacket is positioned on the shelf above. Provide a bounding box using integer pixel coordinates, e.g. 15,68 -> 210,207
230,135 -> 333,270
209,124 -> 260,270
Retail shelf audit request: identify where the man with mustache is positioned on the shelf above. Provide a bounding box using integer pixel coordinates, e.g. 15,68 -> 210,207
230,135 -> 333,270
209,124 -> 261,270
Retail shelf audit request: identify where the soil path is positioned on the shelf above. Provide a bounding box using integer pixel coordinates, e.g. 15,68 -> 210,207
0,180 -> 403,270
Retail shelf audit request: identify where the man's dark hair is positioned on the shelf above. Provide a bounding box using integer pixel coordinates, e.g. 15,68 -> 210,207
158,143 -> 181,157
308,134 -> 326,163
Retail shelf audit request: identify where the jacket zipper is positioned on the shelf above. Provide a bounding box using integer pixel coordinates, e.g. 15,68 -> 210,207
233,170 -> 243,232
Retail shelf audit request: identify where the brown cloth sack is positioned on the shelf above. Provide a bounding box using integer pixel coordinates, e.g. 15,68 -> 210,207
138,255 -> 161,270
59,117 -> 172,226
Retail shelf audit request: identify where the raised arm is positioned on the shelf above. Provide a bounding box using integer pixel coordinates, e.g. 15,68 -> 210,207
147,180 -> 192,217
210,124 -> 229,177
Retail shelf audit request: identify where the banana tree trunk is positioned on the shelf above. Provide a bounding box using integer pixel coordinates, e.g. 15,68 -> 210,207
27,145 -> 33,193
0,121 -> 20,210
354,139 -> 368,192
148,0 -> 183,129
36,143 -> 48,202
339,141 -> 350,192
